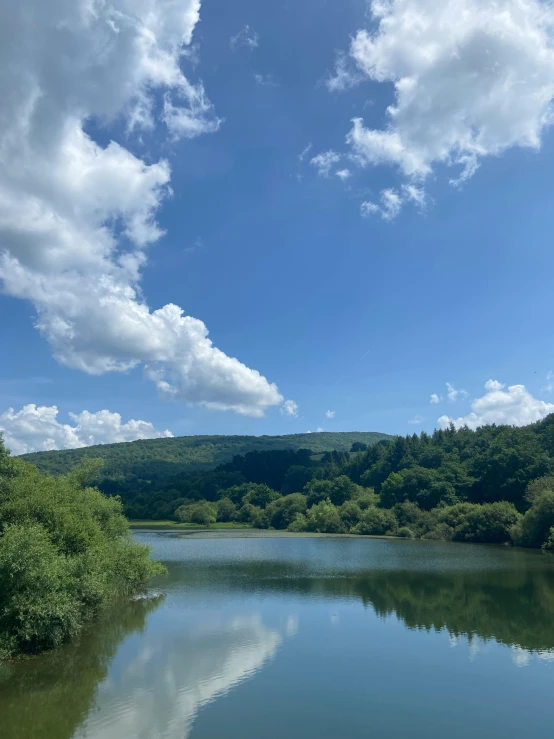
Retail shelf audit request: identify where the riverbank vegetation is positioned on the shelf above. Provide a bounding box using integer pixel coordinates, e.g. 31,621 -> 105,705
0,440 -> 165,660
169,416 -> 554,550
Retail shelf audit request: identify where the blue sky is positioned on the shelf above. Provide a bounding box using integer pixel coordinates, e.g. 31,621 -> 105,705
1,0 -> 554,452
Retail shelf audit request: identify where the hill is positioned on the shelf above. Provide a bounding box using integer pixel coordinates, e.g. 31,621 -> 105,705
21,431 -> 390,477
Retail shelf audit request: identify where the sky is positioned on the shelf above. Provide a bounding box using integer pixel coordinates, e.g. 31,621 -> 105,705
1,0 -> 554,454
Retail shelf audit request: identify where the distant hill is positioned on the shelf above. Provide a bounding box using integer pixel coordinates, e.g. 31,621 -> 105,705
21,431 -> 391,478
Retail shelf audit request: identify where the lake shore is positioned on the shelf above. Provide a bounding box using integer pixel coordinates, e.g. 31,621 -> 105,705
129,522 -> 398,539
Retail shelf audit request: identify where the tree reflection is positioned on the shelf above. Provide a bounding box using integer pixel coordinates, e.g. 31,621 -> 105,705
0,595 -> 163,739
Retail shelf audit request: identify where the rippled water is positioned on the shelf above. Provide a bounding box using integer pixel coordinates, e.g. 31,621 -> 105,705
3,532 -> 554,739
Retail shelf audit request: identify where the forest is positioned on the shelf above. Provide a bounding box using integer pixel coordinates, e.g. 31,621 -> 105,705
165,415 -> 554,550
21,431 -> 390,520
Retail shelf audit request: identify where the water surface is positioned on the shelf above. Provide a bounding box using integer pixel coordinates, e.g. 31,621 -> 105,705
3,533 -> 554,739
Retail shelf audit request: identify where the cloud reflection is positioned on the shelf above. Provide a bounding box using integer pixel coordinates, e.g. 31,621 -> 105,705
83,614 -> 290,739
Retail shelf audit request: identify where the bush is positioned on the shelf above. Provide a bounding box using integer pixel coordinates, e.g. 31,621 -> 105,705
287,513 -> 308,532
338,501 -> 363,530
512,492 -> 554,548
542,526 -> 554,552
0,445 -> 164,660
397,526 -> 415,538
175,502 -> 216,526
452,502 -> 520,544
353,508 -> 398,536
216,498 -> 237,522
266,494 -> 308,530
305,500 -> 344,533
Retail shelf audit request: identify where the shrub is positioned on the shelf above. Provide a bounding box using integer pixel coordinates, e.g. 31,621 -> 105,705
287,513 -> 308,532
338,501 -> 363,530
305,500 -> 344,534
267,494 -> 308,530
397,526 -> 415,538
512,492 -> 554,548
216,498 -> 237,522
542,526 -> 554,552
353,508 -> 398,536
0,445 -> 164,659
175,502 -> 216,526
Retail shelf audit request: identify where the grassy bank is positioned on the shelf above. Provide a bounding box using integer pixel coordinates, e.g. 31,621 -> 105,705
129,520 -> 252,530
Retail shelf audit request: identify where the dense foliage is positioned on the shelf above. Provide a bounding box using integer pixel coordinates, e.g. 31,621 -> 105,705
20,432 -> 390,520
0,437 -> 165,660
170,416 -> 554,549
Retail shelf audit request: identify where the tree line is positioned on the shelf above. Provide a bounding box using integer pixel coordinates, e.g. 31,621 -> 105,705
173,415 -> 554,550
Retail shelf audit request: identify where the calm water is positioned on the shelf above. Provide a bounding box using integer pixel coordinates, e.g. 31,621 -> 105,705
3,533 -> 554,739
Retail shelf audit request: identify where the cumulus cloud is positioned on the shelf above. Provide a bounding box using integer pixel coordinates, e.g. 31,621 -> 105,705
430,393 -> 441,405
446,383 -> 468,402
325,410 -> 335,419
253,73 -> 278,87
0,404 -> 173,455
335,169 -> 351,181
310,150 -> 341,177
325,53 -> 364,92
360,184 -> 426,220
230,25 -> 259,51
330,0 -> 554,212
437,381 -> 554,430
0,0 -> 283,418
316,427 -> 325,433
280,400 -> 299,418
409,415 -> 424,424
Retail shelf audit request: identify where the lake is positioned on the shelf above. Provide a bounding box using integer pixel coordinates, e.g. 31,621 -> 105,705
3,531 -> 554,739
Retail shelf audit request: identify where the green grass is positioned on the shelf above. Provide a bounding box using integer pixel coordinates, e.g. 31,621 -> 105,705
128,520 -> 252,530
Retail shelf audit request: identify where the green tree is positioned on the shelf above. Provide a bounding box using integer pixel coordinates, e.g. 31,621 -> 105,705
216,498 -> 237,522
512,492 -> 554,548
267,494 -> 308,530
353,508 -> 398,536
525,476 -> 554,505
0,447 -> 164,659
305,500 -> 344,533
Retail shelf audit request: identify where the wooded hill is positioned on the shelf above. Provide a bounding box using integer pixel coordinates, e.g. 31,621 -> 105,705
20,432 -> 390,519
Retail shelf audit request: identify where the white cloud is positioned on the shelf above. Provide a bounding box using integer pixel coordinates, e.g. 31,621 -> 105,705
332,0 -> 554,209
0,404 -> 173,455
335,169 -> 351,181
409,415 -> 424,424
230,25 -> 259,51
543,371 -> 554,393
310,150 -> 341,177
0,0 -> 283,418
326,53 -> 364,92
430,393 -> 441,405
253,73 -> 278,87
360,183 -> 427,219
446,383 -> 468,402
298,143 -> 313,162
438,380 -> 554,430
484,379 -> 505,392
361,188 -> 402,220
316,427 -> 325,433
325,410 -> 335,419
280,400 -> 299,418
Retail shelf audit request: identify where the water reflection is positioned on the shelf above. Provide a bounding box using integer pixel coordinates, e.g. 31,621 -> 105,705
81,613 -> 285,739
166,552 -> 554,654
0,596 -> 163,739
